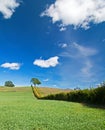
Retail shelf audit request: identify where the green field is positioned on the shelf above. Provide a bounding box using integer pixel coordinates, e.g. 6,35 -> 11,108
0,87 -> 105,130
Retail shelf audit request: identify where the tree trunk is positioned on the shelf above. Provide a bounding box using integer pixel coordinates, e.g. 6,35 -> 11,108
31,85 -> 41,99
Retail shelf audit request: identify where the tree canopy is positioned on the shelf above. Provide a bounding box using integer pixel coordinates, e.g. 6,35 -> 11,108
30,78 -> 41,86
4,81 -> 15,87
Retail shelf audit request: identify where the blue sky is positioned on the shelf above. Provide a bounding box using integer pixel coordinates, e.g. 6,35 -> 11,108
0,0 -> 105,89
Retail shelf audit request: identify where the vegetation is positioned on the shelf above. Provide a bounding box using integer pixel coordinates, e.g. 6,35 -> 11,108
41,83 -> 105,105
0,86 -> 70,94
31,85 -> 41,99
4,81 -> 15,87
0,87 -> 105,130
30,78 -> 41,98
37,87 -> 71,96
30,78 -> 41,86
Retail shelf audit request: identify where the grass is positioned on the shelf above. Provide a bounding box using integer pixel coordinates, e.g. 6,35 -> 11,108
0,87 -> 105,130
0,86 -> 71,95
37,87 -> 71,96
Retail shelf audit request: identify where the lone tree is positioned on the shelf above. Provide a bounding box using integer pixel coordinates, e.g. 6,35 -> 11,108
30,78 -> 41,86
30,78 -> 41,98
4,81 -> 15,87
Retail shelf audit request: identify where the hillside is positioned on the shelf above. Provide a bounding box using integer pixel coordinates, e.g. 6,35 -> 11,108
0,86 -> 71,96
0,86 -> 105,130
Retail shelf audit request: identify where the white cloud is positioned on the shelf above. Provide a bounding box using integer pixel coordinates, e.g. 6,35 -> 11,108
42,0 -> 105,29
1,62 -> 21,70
53,84 -> 57,87
59,43 -> 68,48
33,56 -> 59,68
43,78 -> 49,82
0,0 -> 20,19
59,27 -> 66,31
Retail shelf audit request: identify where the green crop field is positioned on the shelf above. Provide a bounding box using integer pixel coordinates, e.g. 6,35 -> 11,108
0,87 -> 105,130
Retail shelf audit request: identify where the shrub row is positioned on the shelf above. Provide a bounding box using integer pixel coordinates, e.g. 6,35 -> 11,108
42,84 -> 105,105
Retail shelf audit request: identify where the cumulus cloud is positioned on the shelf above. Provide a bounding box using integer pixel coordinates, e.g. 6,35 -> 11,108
1,62 -> 21,70
0,0 -> 20,19
33,56 -> 59,68
41,0 -> 105,29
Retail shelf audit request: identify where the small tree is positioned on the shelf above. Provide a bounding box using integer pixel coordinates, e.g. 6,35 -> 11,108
30,78 -> 41,98
30,78 -> 41,86
4,81 -> 15,87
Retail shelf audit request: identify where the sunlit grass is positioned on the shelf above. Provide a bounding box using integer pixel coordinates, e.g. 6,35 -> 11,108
0,87 -> 105,130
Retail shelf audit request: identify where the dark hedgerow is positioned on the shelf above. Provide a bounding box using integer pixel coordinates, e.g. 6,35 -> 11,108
41,83 -> 105,105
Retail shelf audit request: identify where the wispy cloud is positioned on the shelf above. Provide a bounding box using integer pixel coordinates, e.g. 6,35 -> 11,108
102,39 -> 105,42
43,78 -> 49,82
1,62 -> 21,70
33,56 -> 59,68
0,0 -> 20,19
60,42 -> 97,58
41,0 -> 105,30
60,43 -> 98,79
81,60 -> 93,77
53,84 -> 57,87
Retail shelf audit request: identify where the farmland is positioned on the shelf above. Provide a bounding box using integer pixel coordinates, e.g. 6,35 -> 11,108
0,87 -> 105,130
